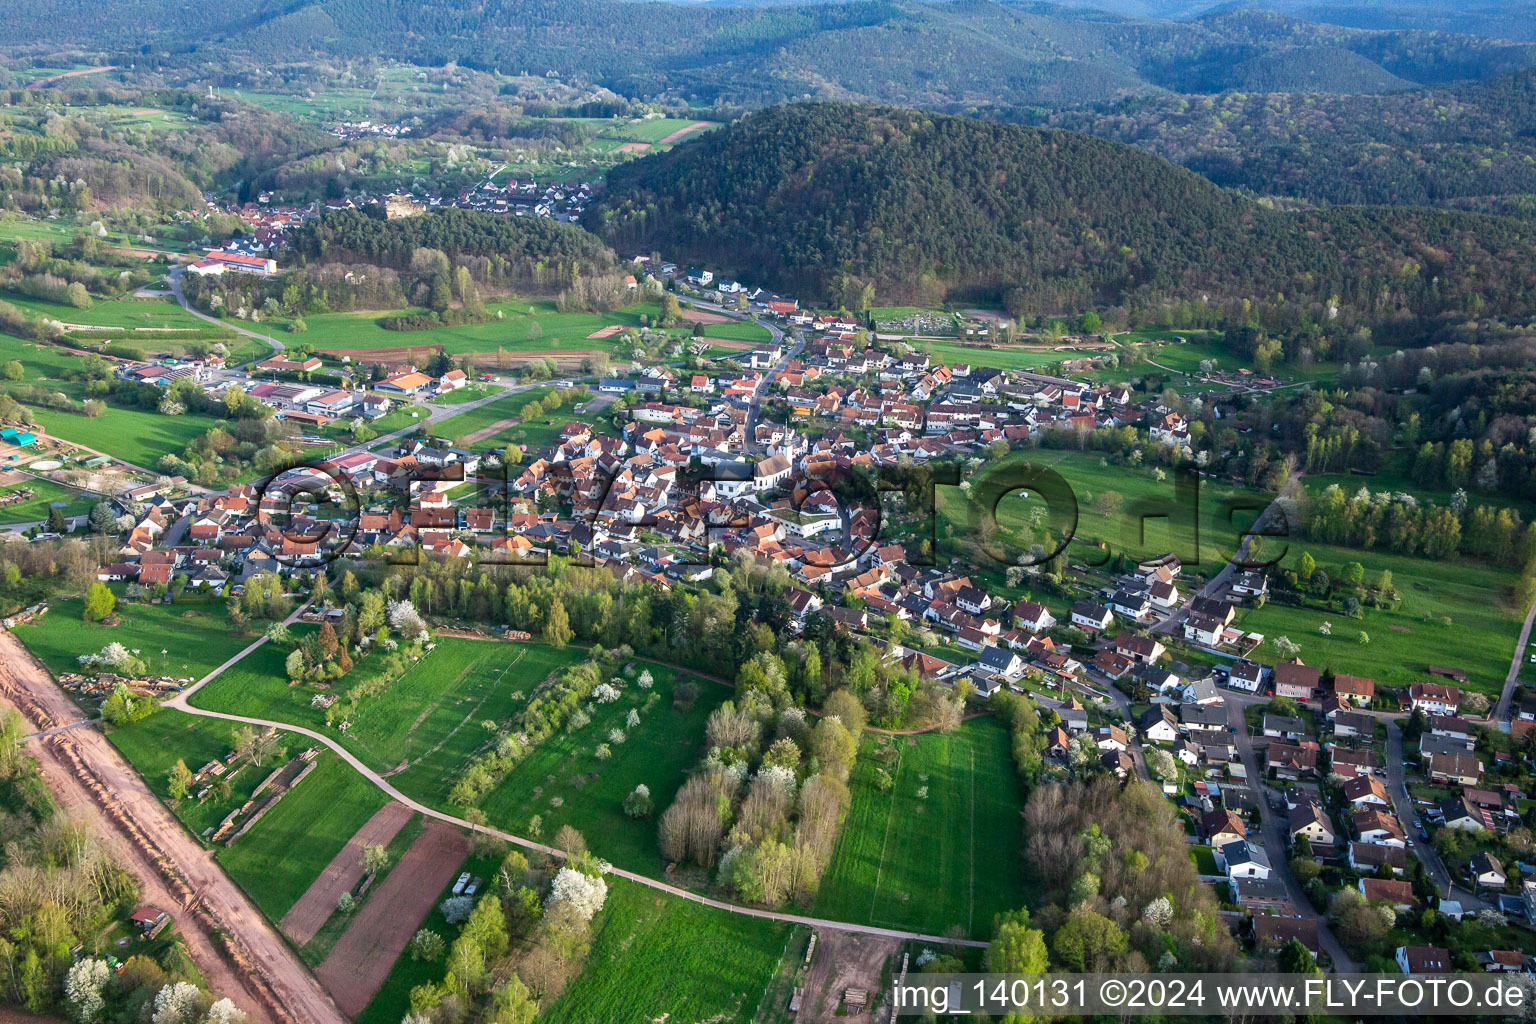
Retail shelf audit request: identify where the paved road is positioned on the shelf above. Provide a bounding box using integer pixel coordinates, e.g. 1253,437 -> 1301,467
1383,721 -> 1486,910
682,297 -> 792,455
168,267 -> 286,355
1225,698 -> 1358,971
1150,472 -> 1298,638
166,619 -> 990,949
1495,597 -> 1536,727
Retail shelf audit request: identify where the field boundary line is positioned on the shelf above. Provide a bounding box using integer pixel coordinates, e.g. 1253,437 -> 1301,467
389,648 -> 525,777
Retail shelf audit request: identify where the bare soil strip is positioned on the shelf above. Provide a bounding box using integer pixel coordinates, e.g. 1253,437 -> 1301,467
315,820 -> 470,1017
656,120 -> 712,145
280,801 -> 414,946
313,343 -> 445,362
0,632 -> 346,1024
676,308 -> 732,324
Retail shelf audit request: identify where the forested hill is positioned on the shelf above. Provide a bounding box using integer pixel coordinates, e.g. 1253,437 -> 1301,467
1007,67 -> 1536,217
586,103 -> 1536,319
5,0 -> 1536,107
286,209 -> 613,271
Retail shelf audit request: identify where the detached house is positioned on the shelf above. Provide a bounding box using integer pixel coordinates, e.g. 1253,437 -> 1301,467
1071,600 -> 1114,632
1113,633 -> 1165,665
1273,661 -> 1320,700
1408,682 -> 1463,717
1217,840 -> 1272,879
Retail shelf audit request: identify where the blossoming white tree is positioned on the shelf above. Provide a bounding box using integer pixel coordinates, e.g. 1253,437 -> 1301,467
547,866 -> 608,922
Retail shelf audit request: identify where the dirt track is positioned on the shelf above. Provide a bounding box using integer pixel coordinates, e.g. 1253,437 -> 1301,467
0,631 -> 346,1024
280,801 -> 413,946
656,121 -> 712,146
316,820 -> 470,1016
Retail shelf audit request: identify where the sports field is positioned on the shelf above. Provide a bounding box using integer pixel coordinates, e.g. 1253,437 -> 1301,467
540,878 -> 791,1024
812,717 -> 1028,938
344,640 -> 577,788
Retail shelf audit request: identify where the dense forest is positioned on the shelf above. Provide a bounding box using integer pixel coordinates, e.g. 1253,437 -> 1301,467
3,1 -> 1536,108
286,208 -> 612,273
588,102 -> 1536,319
1009,66 -> 1536,217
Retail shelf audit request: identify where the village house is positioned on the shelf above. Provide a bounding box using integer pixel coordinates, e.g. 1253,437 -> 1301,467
1071,600 -> 1114,632
1359,878 -> 1418,912
1408,682 -> 1463,717
1113,632 -> 1165,665
1427,751 -> 1483,786
1217,840 -> 1272,879
1396,946 -> 1452,976
1272,661 -> 1320,700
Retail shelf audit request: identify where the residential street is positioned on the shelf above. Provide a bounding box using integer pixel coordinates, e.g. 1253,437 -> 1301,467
1225,697 -> 1359,971
1494,597 -> 1536,728
1384,721 -> 1486,911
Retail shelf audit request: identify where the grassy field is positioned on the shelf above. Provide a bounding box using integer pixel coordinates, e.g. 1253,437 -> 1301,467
0,331 -> 225,465
473,663 -> 726,875
0,291 -> 207,330
180,633 -> 719,865
343,640 -> 579,788
108,710 -> 271,839
0,332 -> 97,392
934,449 -> 1268,605
216,752 -> 389,922
813,717 -> 1029,938
540,878 -> 791,1024
920,340 -> 1098,371
27,404 -> 217,467
434,387 -> 553,441
13,596 -> 251,680
0,476 -> 94,524
696,319 -> 771,344
1238,543 -> 1523,696
606,118 -> 719,145
426,382 -> 504,405
276,299 -> 666,357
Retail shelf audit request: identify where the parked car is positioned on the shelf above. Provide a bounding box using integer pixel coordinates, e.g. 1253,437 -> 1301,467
464,876 -> 482,897
452,872 -> 471,896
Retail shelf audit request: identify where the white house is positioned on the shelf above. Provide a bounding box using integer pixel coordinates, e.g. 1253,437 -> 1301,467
1217,840 -> 1272,879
